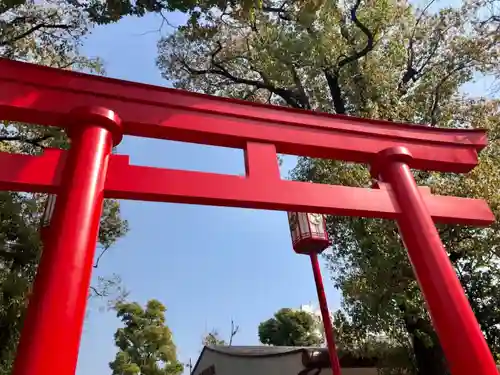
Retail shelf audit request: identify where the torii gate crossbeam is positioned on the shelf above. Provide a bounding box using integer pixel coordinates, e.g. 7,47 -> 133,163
0,58 -> 497,375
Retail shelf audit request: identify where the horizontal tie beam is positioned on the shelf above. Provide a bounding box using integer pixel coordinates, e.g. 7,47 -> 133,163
0,149 -> 494,226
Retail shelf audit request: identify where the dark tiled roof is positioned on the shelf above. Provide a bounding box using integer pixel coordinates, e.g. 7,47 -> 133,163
203,346 -> 500,372
207,345 -> 307,357
205,345 -> 379,368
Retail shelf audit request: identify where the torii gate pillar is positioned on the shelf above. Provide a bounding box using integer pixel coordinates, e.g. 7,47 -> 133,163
372,147 -> 496,375
13,108 -> 122,375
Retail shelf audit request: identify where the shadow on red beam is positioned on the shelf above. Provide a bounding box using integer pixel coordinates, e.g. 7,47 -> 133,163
0,58 -> 486,174
0,150 -> 494,226
0,59 -> 487,146
0,150 -> 63,193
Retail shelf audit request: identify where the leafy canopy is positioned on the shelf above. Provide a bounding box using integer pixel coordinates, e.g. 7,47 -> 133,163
110,299 -> 184,375
258,308 -> 324,346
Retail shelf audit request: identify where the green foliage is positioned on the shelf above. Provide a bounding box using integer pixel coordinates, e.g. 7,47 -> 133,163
158,0 -> 500,374
332,310 -> 416,375
201,320 -> 239,347
202,330 -> 227,346
99,199 -> 129,250
0,0 -> 280,38
0,192 -> 40,374
109,299 -> 184,375
258,308 -> 323,346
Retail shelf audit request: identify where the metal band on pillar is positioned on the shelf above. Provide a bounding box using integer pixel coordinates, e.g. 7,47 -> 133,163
370,146 -> 498,375
13,107 -> 123,375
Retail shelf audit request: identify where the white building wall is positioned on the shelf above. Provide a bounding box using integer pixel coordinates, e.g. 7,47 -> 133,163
193,349 -> 377,375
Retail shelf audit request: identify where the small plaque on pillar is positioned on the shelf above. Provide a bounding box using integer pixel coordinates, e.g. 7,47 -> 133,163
288,212 -> 329,254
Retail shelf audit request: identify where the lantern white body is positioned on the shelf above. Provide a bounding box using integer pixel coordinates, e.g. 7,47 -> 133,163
287,212 -> 329,254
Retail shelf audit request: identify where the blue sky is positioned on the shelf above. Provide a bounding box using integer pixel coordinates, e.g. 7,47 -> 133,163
77,12 -> 339,374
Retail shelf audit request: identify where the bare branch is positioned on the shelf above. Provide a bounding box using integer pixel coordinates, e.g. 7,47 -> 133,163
0,23 -> 72,47
178,43 -> 307,109
429,62 -> 470,126
289,64 -> 311,109
337,0 -> 375,69
90,286 -> 104,297
229,319 -> 240,346
323,69 -> 346,114
93,245 -> 111,268
322,0 -> 375,114
0,134 -> 53,149
403,0 -> 437,80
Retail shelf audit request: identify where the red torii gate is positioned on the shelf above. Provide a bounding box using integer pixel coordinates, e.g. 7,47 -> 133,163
0,58 -> 497,375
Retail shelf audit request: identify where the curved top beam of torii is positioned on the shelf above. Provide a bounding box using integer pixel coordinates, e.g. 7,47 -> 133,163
0,58 -> 494,226
0,58 -> 486,173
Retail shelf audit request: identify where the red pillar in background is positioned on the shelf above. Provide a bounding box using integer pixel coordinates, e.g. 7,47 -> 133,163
310,253 -> 341,375
13,107 -> 122,375
371,146 -> 498,375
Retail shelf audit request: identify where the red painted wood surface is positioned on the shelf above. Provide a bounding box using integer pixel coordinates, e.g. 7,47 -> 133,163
372,147 -> 499,375
0,58 -> 487,173
0,148 -> 494,226
11,108 -> 119,375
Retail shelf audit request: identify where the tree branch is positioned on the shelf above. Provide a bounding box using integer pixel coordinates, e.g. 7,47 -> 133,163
262,4 -> 292,21
178,43 -> 306,109
0,134 -> 53,149
90,286 -> 104,297
322,0 -> 375,114
93,245 -> 111,268
398,0 -> 464,95
229,319 -> 239,346
429,62 -> 469,126
399,0 -> 437,92
290,65 -> 311,109
337,0 -> 375,69
0,23 -> 72,47
323,69 -> 346,114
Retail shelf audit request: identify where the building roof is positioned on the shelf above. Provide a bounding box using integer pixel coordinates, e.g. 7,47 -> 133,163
196,345 -> 379,370
195,346 -> 500,374
206,345 -> 305,357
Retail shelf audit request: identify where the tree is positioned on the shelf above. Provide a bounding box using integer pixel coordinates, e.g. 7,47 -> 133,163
258,308 -> 323,346
202,319 -> 240,347
1,0 -> 289,59
202,330 -> 227,346
332,310 -> 416,375
109,299 -> 184,375
157,0 -> 500,374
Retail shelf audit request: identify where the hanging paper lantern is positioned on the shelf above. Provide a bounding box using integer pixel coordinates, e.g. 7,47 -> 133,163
287,212 -> 329,254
